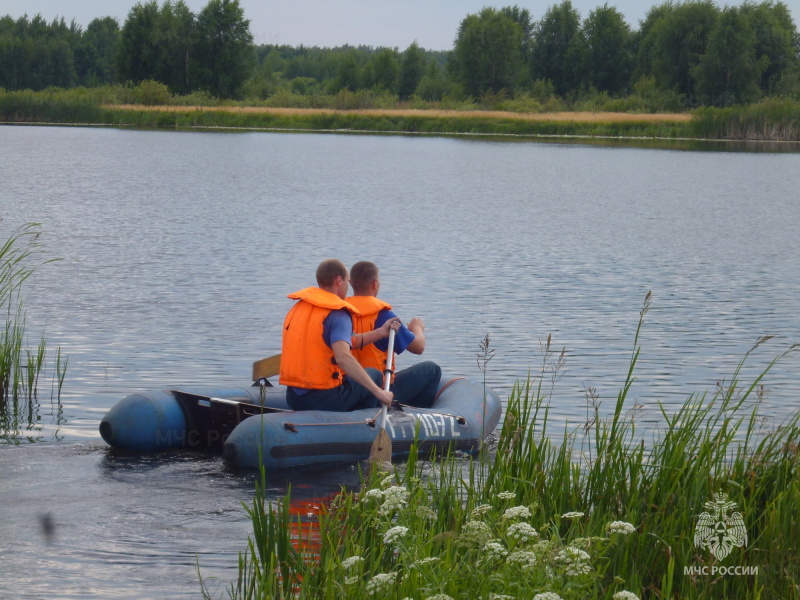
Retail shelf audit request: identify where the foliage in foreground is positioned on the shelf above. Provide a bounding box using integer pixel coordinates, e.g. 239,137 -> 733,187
0,222 -> 67,443
214,295 -> 800,599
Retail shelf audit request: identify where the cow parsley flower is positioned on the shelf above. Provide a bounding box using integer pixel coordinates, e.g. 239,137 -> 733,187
506,522 -> 539,543
415,506 -> 437,521
507,550 -> 538,570
606,521 -> 636,535
489,595 -> 515,600
532,593 -> 563,600
424,595 -> 455,600
483,541 -> 509,561
461,520 -> 494,545
362,488 -> 384,501
555,547 -> 592,576
379,486 -> 410,516
612,591 -> 640,600
383,525 -> 409,545
341,555 -> 364,570
496,491 -> 517,500
366,572 -> 396,595
502,506 -> 532,520
409,557 -> 440,569
561,511 -> 585,519
471,503 -> 493,517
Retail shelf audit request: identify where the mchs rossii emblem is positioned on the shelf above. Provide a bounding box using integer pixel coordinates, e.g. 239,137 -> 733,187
693,491 -> 748,560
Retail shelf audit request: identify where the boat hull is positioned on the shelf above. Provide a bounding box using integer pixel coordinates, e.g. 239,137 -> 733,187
99,377 -> 502,470
223,377 -> 502,469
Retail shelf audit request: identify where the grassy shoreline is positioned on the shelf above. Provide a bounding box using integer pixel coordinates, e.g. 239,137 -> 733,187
3,87 -> 800,145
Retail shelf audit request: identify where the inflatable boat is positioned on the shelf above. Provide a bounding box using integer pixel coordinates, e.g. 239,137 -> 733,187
99,376 -> 502,470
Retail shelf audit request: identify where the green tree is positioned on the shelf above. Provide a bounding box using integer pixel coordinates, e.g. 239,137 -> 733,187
582,3 -> 633,95
633,2 -> 674,83
192,0 -> 253,98
693,6 -> 763,106
154,0 -> 194,94
364,47 -> 399,93
740,0 -> 799,94
531,0 -> 583,95
398,42 -> 425,100
451,7 -> 525,97
329,48 -> 361,92
117,1 -> 161,84
639,0 -> 719,103
75,17 -> 120,85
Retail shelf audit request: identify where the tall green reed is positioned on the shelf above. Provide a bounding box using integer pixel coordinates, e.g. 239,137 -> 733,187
220,292 -> 798,599
0,222 -> 66,443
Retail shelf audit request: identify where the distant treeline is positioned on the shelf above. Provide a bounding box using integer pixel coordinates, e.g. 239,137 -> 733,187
1,0 -> 799,108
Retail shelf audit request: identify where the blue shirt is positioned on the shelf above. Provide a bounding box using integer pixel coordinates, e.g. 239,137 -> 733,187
373,308 -> 416,354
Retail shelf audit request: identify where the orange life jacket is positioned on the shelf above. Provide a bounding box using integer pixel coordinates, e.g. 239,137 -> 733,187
279,287 -> 360,389
347,295 -> 395,375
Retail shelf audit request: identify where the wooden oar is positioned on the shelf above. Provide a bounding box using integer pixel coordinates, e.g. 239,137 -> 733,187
369,328 -> 396,464
252,353 -> 281,381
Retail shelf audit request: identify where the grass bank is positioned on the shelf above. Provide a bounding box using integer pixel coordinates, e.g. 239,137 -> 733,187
4,86 -> 800,143
213,295 -> 800,600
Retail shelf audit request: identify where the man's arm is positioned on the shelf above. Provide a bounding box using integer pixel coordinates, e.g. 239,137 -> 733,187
406,317 -> 426,354
354,317 -> 400,349
332,340 -> 393,406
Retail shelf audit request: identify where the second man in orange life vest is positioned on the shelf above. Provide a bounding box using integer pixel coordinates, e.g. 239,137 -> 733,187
279,258 -> 400,412
347,261 -> 442,408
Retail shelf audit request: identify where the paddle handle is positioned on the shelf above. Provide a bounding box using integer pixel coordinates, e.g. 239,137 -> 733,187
379,328 -> 396,429
383,328 -> 396,392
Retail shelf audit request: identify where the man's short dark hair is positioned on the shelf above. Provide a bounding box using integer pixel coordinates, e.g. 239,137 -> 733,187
316,259 -> 348,287
350,261 -> 378,294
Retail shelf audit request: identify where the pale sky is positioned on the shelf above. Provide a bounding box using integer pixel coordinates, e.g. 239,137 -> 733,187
3,0 -> 799,51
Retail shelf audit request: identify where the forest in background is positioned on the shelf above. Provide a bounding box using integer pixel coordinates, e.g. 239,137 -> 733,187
1,0 -> 800,110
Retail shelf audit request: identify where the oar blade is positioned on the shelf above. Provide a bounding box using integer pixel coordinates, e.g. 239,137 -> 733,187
369,428 -> 392,464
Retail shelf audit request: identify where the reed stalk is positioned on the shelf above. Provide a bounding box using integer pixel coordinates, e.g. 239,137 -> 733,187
0,222 -> 65,443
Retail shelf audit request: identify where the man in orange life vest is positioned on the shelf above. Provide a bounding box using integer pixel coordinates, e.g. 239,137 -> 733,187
279,258 -> 400,412
347,261 -> 442,408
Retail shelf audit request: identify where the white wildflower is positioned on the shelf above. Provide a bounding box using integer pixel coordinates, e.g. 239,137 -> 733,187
424,595 -> 455,600
341,555 -> 364,570
506,522 -> 539,543
409,556 -> 440,569
415,506 -> 437,521
570,536 -> 607,549
483,541 -> 509,562
502,505 -> 532,520
379,486 -> 410,516
507,550 -> 538,570
606,521 -> 636,535
383,525 -> 409,546
489,595 -> 515,600
613,592 -> 640,600
460,520 -> 494,545
471,503 -> 493,517
496,491 -> 517,500
365,572 -> 396,595
344,575 -> 359,586
532,593 -> 563,600
555,546 -> 592,576
561,511 -> 585,519
362,488 -> 384,501
380,474 -> 396,487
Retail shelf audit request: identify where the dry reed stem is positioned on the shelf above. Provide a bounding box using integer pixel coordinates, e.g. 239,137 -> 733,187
107,104 -> 693,124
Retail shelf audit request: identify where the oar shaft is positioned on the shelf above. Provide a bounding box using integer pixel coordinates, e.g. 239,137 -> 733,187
379,328 -> 396,430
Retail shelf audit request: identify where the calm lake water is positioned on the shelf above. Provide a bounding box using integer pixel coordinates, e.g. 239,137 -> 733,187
1,125 -> 799,599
